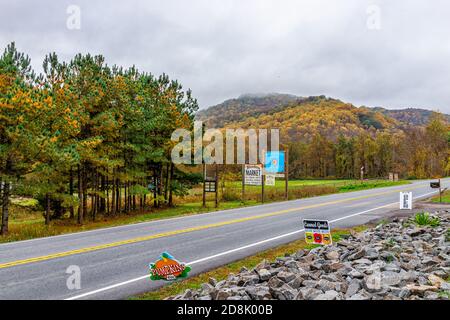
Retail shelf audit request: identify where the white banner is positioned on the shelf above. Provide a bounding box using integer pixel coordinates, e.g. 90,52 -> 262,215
244,164 -> 262,186
265,174 -> 276,186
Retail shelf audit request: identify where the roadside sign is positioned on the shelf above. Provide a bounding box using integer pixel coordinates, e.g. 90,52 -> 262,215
400,192 -> 413,210
303,219 -> 332,246
430,182 -> 441,189
265,174 -> 276,186
149,252 -> 191,281
244,164 -> 262,186
264,151 -> 285,174
204,180 -> 216,193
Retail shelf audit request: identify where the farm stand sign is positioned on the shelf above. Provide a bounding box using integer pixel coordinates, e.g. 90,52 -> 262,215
149,252 -> 191,281
303,219 -> 332,246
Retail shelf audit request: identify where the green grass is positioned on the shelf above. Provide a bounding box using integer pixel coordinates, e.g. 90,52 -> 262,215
131,226 -> 369,300
413,212 -> 440,227
338,180 -> 408,192
431,191 -> 450,203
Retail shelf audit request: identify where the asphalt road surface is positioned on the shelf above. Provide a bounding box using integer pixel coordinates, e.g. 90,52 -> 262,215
0,179 -> 446,300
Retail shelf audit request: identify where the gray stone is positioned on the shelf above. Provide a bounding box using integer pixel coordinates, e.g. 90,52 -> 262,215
288,275 -> 304,289
257,268 -> 271,281
348,249 -> 366,261
318,279 -> 336,291
364,273 -> 382,293
267,276 -> 284,289
325,251 -> 340,261
277,271 -> 296,283
216,289 -> 232,300
299,287 -> 323,300
345,280 -> 361,297
314,290 -> 340,300
381,271 -> 402,286
302,280 -> 319,288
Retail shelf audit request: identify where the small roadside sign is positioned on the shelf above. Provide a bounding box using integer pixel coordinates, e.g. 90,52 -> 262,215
265,174 -> 276,186
400,192 -> 413,210
244,164 -> 262,186
303,219 -> 332,246
204,180 -> 216,193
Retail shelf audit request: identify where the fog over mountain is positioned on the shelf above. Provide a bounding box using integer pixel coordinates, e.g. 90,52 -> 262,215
1,0 -> 450,111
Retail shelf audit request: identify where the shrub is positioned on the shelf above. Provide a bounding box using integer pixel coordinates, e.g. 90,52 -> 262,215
414,212 -> 440,227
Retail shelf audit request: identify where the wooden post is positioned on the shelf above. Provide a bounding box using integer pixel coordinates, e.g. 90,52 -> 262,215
261,150 -> 265,204
439,178 -> 442,203
202,163 -> 206,208
215,164 -> 219,208
285,149 -> 289,201
242,164 -> 245,203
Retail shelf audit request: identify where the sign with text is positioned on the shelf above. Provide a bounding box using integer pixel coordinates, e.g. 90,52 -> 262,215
264,151 -> 285,174
303,219 -> 332,246
265,174 -> 276,186
149,252 -> 191,281
400,192 -> 413,210
244,164 -> 262,186
204,180 -> 216,193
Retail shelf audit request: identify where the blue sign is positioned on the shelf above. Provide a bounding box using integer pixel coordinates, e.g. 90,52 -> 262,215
265,151 -> 285,173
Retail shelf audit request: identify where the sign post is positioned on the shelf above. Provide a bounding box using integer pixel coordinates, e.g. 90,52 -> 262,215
400,192 -> 413,210
285,149 -> 289,201
203,164 -> 219,208
202,163 -> 206,208
242,164 -> 245,202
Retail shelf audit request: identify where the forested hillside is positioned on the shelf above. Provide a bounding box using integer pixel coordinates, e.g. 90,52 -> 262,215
198,95 -> 449,180
197,94 -> 450,127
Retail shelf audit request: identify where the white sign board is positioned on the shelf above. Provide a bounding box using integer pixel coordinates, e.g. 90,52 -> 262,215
265,174 -> 276,186
244,165 -> 262,186
400,192 -> 413,210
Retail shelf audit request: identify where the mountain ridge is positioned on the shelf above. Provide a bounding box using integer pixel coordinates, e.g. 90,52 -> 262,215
197,93 -> 449,129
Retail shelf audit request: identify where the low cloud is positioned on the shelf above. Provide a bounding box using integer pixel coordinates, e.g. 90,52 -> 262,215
1,0 -> 449,112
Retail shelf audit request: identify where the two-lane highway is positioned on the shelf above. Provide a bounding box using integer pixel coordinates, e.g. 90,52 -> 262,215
0,179 -> 446,300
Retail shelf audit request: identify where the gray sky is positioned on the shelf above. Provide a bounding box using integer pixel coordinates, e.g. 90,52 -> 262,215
1,0 -> 450,112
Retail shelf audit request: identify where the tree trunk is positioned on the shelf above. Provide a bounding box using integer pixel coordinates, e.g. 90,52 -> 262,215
77,164 -> 84,225
111,169 -> 116,215
69,168 -> 74,219
82,165 -> 88,220
169,163 -> 174,207
45,193 -> 50,225
1,181 -> 10,235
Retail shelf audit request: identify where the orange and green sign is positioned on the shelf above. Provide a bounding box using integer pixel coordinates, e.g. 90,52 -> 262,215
149,252 -> 191,281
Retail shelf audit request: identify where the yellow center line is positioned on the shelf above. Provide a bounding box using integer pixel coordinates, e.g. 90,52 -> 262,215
0,184 -> 423,269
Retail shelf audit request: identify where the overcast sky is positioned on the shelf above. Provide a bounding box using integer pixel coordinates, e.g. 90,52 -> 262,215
1,0 -> 449,112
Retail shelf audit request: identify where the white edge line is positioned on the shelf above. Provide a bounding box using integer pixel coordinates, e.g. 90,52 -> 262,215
65,190 -> 439,300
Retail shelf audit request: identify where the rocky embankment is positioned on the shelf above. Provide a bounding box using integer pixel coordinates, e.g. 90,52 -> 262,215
169,211 -> 450,300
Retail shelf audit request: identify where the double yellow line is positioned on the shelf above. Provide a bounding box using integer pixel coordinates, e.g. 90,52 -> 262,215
0,184 -> 422,270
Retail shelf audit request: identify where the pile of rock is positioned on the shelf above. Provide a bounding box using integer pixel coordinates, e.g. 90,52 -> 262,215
168,210 -> 450,300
